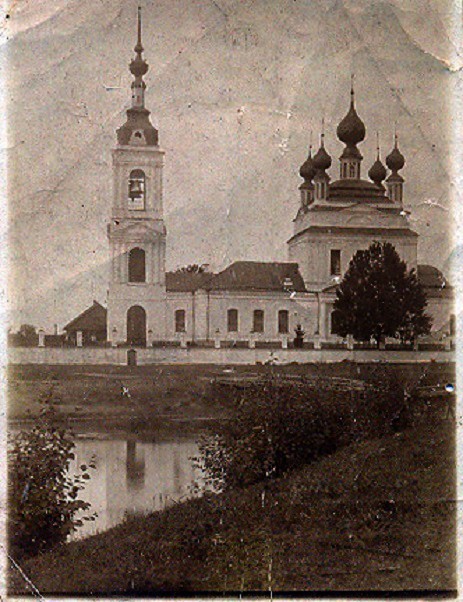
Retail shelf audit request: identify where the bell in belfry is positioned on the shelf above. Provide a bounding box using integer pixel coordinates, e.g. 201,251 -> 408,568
129,178 -> 142,200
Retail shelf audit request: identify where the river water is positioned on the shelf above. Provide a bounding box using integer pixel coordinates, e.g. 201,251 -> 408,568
67,431 -> 206,540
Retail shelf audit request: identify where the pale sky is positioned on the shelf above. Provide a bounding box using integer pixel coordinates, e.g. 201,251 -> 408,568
5,0 -> 462,330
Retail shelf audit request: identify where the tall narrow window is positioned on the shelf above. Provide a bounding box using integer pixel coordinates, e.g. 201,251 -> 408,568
227,309 -> 238,332
450,314 -> 456,336
175,310 -> 186,333
330,249 -> 341,276
128,169 -> 146,210
331,310 -> 342,335
253,310 -> 264,333
278,310 -> 289,334
128,247 -> 146,282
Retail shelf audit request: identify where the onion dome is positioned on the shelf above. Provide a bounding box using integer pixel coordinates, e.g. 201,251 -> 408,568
368,136 -> 387,185
368,158 -> 387,185
386,135 -> 405,172
299,147 -> 315,181
313,135 -> 332,171
336,86 -> 366,146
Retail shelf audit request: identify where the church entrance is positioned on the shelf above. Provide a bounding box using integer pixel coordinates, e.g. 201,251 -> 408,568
127,305 -> 146,347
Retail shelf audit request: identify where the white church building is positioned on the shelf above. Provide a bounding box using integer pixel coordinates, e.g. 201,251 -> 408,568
99,10 -> 452,349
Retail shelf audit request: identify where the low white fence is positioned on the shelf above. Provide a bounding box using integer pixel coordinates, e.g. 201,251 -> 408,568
8,346 -> 455,365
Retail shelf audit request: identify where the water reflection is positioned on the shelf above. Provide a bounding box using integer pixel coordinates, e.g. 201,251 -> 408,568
69,435 -> 204,540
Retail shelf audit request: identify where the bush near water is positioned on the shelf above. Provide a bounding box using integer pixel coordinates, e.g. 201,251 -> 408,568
199,366 -> 414,491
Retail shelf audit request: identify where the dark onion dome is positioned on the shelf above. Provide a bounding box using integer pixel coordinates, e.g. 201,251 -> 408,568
299,148 -> 315,181
386,136 -> 405,172
336,88 -> 366,146
368,157 -> 387,185
328,178 -> 390,202
313,143 -> 332,171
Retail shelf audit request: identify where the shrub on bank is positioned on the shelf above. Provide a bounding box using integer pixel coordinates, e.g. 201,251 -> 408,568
8,391 -> 95,560
199,367 -> 415,491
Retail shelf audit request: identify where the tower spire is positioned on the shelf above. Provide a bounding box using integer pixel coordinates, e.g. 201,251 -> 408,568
129,6 -> 149,109
135,5 -> 143,54
116,6 -> 159,146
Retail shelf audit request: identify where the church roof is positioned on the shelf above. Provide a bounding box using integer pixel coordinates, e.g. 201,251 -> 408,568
63,301 -> 107,333
417,264 -> 453,297
116,108 -> 159,146
328,178 -> 389,202
208,262 -> 307,292
167,262 -> 307,293
166,271 -> 214,292
288,225 -> 418,244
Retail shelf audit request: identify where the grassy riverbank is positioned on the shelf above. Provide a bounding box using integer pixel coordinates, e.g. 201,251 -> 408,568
9,391 -> 455,595
8,362 -> 455,425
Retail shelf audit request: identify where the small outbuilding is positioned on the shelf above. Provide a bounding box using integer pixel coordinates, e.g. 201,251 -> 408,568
63,300 -> 107,345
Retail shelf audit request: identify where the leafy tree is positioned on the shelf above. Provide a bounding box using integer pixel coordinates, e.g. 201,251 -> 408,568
18,324 -> 37,337
332,241 -> 431,346
175,264 -> 207,274
8,390 -> 96,559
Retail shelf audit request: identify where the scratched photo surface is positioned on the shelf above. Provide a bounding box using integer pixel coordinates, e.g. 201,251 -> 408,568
6,0 -> 458,597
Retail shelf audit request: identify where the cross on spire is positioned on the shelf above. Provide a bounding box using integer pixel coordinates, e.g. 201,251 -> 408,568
135,6 -> 143,55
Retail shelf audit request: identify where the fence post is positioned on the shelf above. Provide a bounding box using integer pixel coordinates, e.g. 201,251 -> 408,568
180,332 -> 187,349
249,332 -> 255,349
313,334 -> 321,350
281,335 -> 288,349
214,329 -> 221,349
38,329 -> 45,348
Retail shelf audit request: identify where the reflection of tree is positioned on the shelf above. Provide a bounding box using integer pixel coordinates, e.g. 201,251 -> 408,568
126,440 -> 145,491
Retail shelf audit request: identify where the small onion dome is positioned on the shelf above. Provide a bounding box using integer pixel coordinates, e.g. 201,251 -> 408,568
299,149 -> 315,181
336,92 -> 366,146
368,158 -> 387,185
313,144 -> 332,171
130,55 -> 149,78
386,143 -> 405,172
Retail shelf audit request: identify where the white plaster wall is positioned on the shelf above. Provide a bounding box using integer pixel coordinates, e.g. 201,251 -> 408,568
426,296 -> 454,332
8,347 -> 454,366
289,232 -> 418,288
165,291 -> 319,342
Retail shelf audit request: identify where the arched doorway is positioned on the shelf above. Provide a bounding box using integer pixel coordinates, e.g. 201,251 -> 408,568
127,305 -> 146,346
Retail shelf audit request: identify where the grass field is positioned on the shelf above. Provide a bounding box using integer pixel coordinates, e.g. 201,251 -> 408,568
9,389 -> 456,594
8,361 -> 455,425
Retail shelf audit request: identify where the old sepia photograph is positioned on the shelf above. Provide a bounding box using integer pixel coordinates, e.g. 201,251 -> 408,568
4,0 -> 459,597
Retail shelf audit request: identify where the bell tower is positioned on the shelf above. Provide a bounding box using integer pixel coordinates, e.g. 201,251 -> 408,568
107,7 -> 167,346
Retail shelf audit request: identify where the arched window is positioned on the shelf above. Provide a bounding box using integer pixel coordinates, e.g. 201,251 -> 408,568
128,169 -> 146,210
227,309 -> 238,332
128,247 -> 146,283
278,310 -> 289,334
175,309 -> 186,333
253,310 -> 264,333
